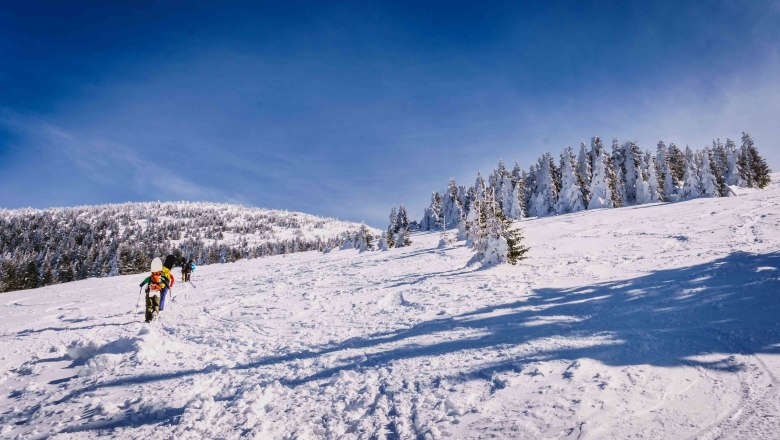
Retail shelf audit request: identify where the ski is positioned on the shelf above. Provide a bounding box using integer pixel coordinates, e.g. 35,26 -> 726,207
188,280 -> 197,288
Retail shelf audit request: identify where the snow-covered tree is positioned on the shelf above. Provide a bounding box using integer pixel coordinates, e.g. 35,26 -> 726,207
709,139 -> 728,196
394,206 -> 412,247
421,192 -> 443,231
509,177 -> 525,220
511,162 -> 523,186
457,216 -> 468,241
442,178 -> 464,229
523,164 -> 538,217
550,155 -> 562,195
577,141 -> 591,186
644,152 -> 661,203
656,141 -> 675,202
466,187 -> 528,265
576,141 -> 591,207
555,146 -> 586,214
465,196 -> 483,248
607,139 -> 624,207
634,161 -> 651,205
491,160 -> 509,209
473,173 -> 486,202
588,137 -> 614,209
712,139 -> 728,177
622,141 -> 643,204
386,207 -> 398,248
340,237 -> 354,250
724,138 -> 743,187
353,224 -> 374,252
680,146 -> 702,200
668,143 -> 686,184
499,174 -> 514,219
741,132 -> 772,188
700,149 -> 720,198
531,153 -> 558,216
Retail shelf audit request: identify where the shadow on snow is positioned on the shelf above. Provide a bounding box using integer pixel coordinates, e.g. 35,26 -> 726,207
43,251 -> 780,433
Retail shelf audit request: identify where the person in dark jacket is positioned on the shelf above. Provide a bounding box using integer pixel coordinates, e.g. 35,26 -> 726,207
181,258 -> 193,282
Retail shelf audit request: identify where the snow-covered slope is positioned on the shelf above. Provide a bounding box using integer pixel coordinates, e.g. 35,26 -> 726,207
1,178 -> 779,439
0,201 -> 376,293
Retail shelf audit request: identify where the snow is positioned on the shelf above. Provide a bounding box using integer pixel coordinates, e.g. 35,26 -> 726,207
1,175 -> 780,439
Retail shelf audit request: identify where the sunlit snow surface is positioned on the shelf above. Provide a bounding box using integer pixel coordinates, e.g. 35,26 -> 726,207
2,178 -> 780,439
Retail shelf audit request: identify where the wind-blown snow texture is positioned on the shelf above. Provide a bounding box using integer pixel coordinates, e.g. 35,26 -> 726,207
1,176 -> 779,439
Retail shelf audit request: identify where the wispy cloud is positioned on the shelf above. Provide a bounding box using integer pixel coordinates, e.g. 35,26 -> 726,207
0,109 -> 239,204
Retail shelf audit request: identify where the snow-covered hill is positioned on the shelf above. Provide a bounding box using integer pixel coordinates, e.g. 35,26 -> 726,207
1,178 -> 779,439
0,202 -> 376,292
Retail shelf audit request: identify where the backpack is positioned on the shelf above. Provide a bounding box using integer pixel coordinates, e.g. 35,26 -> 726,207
148,272 -> 164,292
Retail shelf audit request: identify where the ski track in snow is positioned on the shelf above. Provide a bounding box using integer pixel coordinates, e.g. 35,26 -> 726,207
2,178 -> 780,439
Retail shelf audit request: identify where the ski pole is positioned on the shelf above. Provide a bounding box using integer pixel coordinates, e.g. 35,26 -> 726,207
136,286 -> 143,311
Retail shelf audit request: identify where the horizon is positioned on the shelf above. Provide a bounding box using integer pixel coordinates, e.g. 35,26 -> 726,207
2,1 -> 779,228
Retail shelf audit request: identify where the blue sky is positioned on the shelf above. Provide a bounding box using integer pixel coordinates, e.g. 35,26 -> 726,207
1,1 -> 779,227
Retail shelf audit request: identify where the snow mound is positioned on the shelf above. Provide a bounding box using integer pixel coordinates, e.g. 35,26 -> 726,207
66,339 -> 105,361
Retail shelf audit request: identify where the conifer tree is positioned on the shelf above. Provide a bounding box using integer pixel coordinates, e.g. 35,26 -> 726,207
473,173 -> 486,202
634,162 -> 651,205
509,177 -> 526,220
57,253 -> 75,283
40,258 -> 54,286
742,132 -> 772,188
492,160 -> 509,211
700,148 -> 721,198
738,132 -> 755,187
504,218 -> 530,264
117,244 -> 135,275
576,141 -> 591,206
443,178 -> 464,229
133,246 -> 149,273
668,143 -> 686,183
606,150 -> 623,208
500,174 -> 514,219
394,206 -> 411,247
588,136 -> 614,209
644,152 -> 661,203
377,232 -> 389,251
531,153 -> 558,216
524,164 -> 538,217
464,194 -> 483,249
550,155 -> 562,195
355,225 -> 370,252
482,189 -> 506,264
623,141 -> 643,204
1,259 -> 17,293
681,146 -> 702,200
656,141 -> 675,202
421,192 -> 443,230
577,141 -> 591,186
712,139 -> 728,179
724,138 -> 743,187
511,162 -> 523,186
709,140 -> 728,196
386,207 -> 397,248
611,138 -> 628,205
22,258 -> 39,290
467,188 -> 528,265
555,146 -> 586,214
